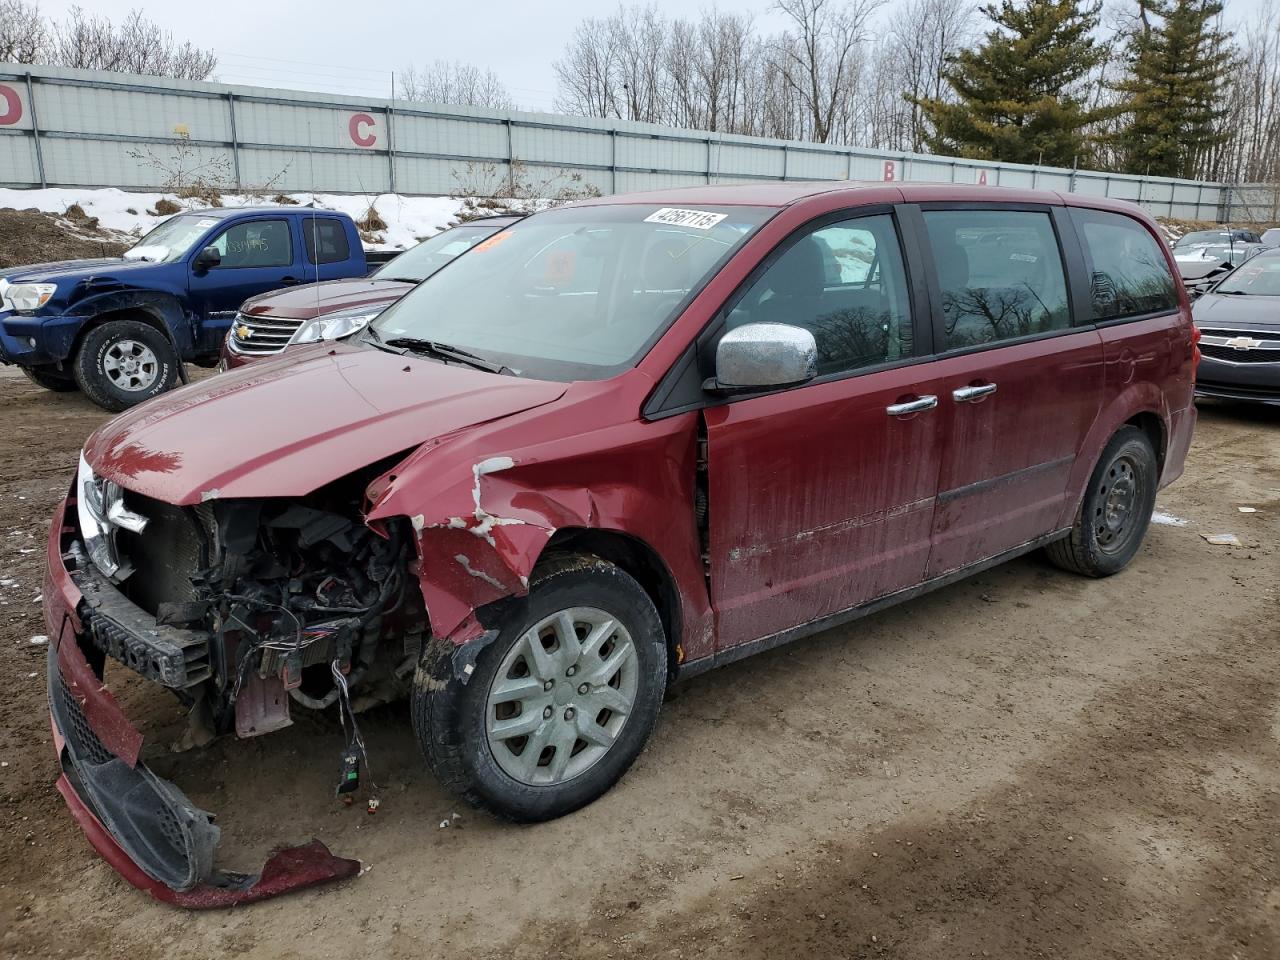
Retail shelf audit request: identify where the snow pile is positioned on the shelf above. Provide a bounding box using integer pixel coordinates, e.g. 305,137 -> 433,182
0,187 -> 488,251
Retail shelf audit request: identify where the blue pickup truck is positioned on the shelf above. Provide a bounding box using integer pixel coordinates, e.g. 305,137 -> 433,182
0,207 -> 366,410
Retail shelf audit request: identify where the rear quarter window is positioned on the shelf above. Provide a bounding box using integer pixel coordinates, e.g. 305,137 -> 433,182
303,218 -> 351,265
1072,210 -> 1179,321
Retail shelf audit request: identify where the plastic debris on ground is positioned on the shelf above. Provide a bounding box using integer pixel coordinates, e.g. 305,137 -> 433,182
1202,533 -> 1242,546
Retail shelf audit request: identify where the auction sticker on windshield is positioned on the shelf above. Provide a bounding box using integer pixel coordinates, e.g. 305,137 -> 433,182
644,208 -> 728,230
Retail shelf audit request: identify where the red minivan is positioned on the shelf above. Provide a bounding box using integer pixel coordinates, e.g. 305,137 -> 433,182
43,183 -> 1196,904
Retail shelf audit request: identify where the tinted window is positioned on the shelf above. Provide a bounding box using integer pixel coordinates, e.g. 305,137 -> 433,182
1075,211 -> 1178,320
727,214 -> 913,375
303,218 -> 350,265
211,219 -> 292,268
924,210 -> 1070,350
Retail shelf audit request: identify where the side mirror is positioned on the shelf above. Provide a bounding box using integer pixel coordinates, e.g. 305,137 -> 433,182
194,246 -> 221,272
708,322 -> 818,394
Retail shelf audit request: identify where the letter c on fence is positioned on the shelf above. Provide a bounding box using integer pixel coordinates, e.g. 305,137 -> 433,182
0,85 -> 22,126
349,113 -> 377,148
882,160 -> 896,182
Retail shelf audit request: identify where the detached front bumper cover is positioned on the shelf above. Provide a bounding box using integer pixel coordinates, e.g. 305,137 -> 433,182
48,613 -> 360,907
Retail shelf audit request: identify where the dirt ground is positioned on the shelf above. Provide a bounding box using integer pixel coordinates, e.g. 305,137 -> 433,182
0,209 -> 128,270
0,365 -> 1276,960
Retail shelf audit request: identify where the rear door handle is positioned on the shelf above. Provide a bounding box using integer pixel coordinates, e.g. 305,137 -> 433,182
952,383 -> 998,403
886,395 -> 938,417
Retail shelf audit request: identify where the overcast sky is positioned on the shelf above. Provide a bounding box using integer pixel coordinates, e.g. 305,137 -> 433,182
38,0 -> 1275,111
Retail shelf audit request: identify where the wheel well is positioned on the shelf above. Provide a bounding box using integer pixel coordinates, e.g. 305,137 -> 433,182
539,528 -> 682,677
1125,411 -> 1166,473
69,307 -> 172,360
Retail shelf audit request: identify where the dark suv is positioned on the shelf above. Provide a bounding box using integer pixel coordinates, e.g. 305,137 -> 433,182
44,183 -> 1196,905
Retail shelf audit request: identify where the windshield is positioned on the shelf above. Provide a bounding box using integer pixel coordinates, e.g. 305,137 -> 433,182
1215,254 -> 1280,295
367,203 -> 774,380
124,214 -> 217,263
1175,230 -> 1236,249
371,223 -> 503,282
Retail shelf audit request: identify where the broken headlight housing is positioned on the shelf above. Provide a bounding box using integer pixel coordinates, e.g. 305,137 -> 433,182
287,306 -> 382,347
76,452 -> 148,580
0,281 -> 57,312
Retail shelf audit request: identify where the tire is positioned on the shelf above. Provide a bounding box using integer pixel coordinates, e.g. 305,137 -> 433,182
414,555 -> 668,822
72,319 -> 180,412
1046,426 -> 1159,577
20,365 -> 77,392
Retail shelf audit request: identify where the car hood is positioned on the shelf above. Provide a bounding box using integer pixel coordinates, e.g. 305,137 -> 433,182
1193,293 -> 1280,329
83,342 -> 567,505
0,258 -> 157,284
240,278 -> 413,320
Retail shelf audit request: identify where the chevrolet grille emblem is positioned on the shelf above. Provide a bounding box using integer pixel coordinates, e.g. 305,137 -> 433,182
235,323 -> 252,340
1225,336 -> 1263,350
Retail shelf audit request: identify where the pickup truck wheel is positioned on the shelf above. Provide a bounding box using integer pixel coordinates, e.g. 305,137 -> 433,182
1046,426 -> 1158,577
414,556 -> 667,822
20,366 -> 77,392
73,320 -> 179,411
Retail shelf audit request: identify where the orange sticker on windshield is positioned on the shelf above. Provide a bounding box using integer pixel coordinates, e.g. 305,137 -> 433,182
473,231 -> 513,253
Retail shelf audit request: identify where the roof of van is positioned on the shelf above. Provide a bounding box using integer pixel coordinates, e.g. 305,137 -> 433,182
574,180 -> 1144,213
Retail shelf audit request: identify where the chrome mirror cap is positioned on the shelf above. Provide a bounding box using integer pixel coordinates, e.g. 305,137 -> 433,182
712,322 -> 818,392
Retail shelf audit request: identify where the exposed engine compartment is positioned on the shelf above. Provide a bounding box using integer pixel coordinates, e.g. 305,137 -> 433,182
108,477 -> 426,741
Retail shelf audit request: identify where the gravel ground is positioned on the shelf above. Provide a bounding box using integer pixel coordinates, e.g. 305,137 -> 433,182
0,365 -> 1275,960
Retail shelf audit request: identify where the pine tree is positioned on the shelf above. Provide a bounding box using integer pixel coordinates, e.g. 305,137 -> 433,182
1112,0 -> 1235,179
910,0 -> 1107,167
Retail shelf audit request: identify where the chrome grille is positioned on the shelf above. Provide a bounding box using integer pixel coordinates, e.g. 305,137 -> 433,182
1198,327 -> 1280,364
228,312 -> 304,356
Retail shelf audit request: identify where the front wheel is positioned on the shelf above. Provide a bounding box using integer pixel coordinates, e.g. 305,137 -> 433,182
72,319 -> 180,411
414,556 -> 668,822
1045,426 -> 1159,577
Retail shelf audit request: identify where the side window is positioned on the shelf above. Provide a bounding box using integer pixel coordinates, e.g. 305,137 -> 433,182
728,214 -> 913,376
210,219 -> 292,269
303,218 -> 350,265
922,209 -> 1071,350
1073,210 -> 1179,321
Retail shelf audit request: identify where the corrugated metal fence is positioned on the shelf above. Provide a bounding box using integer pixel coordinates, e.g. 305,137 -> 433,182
0,63 -> 1233,220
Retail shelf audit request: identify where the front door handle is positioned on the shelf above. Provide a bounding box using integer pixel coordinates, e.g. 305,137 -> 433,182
886,395 -> 938,417
280,276 -> 301,286
952,383 -> 998,403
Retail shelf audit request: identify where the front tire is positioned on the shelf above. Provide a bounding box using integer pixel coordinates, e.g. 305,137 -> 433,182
20,365 -> 77,392
414,556 -> 667,822
1046,426 -> 1159,577
72,319 -> 180,411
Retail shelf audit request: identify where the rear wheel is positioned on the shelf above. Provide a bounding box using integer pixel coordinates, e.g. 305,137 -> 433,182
414,556 -> 667,821
72,319 -> 180,411
1046,426 -> 1158,577
20,365 -> 77,392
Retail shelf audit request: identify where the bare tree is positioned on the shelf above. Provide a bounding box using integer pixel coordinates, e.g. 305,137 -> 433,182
0,0 -> 50,64
399,60 -> 516,109
774,0 -> 882,143
51,7 -> 217,80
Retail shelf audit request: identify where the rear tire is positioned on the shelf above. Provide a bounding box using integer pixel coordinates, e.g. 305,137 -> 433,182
20,365 -> 77,392
72,319 -> 180,411
1046,426 -> 1158,577
414,556 -> 667,822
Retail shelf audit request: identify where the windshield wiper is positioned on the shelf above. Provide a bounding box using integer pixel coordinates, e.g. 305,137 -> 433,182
378,276 -> 425,285
382,337 -> 510,374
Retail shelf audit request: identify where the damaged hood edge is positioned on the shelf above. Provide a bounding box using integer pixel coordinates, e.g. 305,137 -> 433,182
82,343 -> 568,505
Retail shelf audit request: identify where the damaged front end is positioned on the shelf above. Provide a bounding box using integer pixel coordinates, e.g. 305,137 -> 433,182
46,458 -> 428,905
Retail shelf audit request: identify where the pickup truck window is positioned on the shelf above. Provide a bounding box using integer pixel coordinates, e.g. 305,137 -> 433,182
726,214 -> 913,375
210,219 -> 293,269
303,217 -> 351,265
123,214 -> 219,264
369,204 -> 773,381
